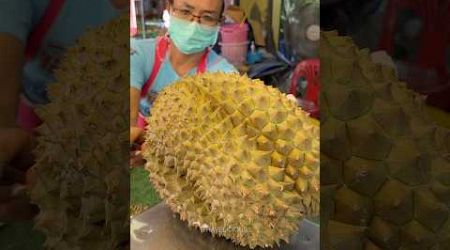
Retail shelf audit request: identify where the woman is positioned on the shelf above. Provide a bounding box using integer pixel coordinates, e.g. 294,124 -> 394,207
130,0 -> 236,144
0,0 -> 128,221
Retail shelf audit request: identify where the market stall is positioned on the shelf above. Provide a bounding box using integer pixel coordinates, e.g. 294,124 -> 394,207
130,0 -> 321,249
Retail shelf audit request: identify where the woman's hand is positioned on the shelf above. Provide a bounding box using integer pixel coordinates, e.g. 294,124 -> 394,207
130,126 -> 144,145
286,94 -> 298,104
130,126 -> 146,167
0,127 -> 38,222
371,50 -> 397,76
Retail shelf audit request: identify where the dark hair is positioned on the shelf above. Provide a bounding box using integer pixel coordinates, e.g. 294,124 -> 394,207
168,0 -> 225,16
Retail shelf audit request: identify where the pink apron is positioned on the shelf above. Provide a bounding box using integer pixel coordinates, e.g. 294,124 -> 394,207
136,36 -> 210,129
17,0 -> 65,132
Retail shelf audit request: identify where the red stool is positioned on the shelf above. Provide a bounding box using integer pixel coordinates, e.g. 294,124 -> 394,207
378,0 -> 450,110
290,59 -> 320,118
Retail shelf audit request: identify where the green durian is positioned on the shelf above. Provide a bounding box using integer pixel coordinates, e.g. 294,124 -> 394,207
29,16 -> 129,249
321,31 -> 450,250
142,73 -> 320,249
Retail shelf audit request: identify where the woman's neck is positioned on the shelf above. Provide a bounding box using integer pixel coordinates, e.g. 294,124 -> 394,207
169,43 -> 205,77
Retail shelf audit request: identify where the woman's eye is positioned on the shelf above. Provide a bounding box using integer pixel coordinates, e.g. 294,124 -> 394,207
202,16 -> 215,22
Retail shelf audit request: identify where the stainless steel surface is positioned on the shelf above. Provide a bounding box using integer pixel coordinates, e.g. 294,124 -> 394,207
131,203 -> 319,250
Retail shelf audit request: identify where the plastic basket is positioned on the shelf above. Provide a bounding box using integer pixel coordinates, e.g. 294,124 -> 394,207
220,42 -> 249,67
220,23 -> 248,43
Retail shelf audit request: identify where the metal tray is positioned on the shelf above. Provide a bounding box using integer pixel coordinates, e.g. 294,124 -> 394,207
131,203 -> 319,250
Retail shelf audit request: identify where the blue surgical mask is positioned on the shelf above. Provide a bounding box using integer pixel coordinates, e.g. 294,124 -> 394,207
168,15 -> 219,55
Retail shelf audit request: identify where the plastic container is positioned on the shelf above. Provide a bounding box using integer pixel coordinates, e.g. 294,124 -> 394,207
220,23 -> 248,44
220,41 -> 249,67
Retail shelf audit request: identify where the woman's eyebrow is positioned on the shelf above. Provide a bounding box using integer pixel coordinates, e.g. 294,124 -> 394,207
183,2 -> 218,14
181,3 -> 194,9
201,10 -> 216,14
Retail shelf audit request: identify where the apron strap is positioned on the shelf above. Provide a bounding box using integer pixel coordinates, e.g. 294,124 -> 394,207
140,36 -> 170,98
197,48 -> 209,73
24,0 -> 65,61
18,0 -> 65,132
137,38 -> 210,129
140,36 -> 210,98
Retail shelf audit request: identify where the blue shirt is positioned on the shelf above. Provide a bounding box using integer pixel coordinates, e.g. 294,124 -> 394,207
0,0 -> 121,104
130,38 -> 236,116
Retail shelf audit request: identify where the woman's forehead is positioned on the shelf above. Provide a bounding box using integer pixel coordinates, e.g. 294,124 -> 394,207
173,0 -> 222,13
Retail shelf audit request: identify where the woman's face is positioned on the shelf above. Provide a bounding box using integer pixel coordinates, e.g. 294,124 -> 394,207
169,0 -> 223,27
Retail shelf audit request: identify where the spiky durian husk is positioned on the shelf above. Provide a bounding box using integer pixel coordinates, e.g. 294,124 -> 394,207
28,17 -> 129,249
321,31 -> 450,249
142,72 -> 320,249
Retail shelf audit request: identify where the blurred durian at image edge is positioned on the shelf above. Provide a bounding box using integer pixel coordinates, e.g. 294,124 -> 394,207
28,16 -> 129,249
321,31 -> 450,249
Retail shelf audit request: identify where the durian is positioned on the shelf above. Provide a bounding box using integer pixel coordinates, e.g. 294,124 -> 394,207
321,31 -> 450,249
142,72 -> 320,249
28,17 -> 129,249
